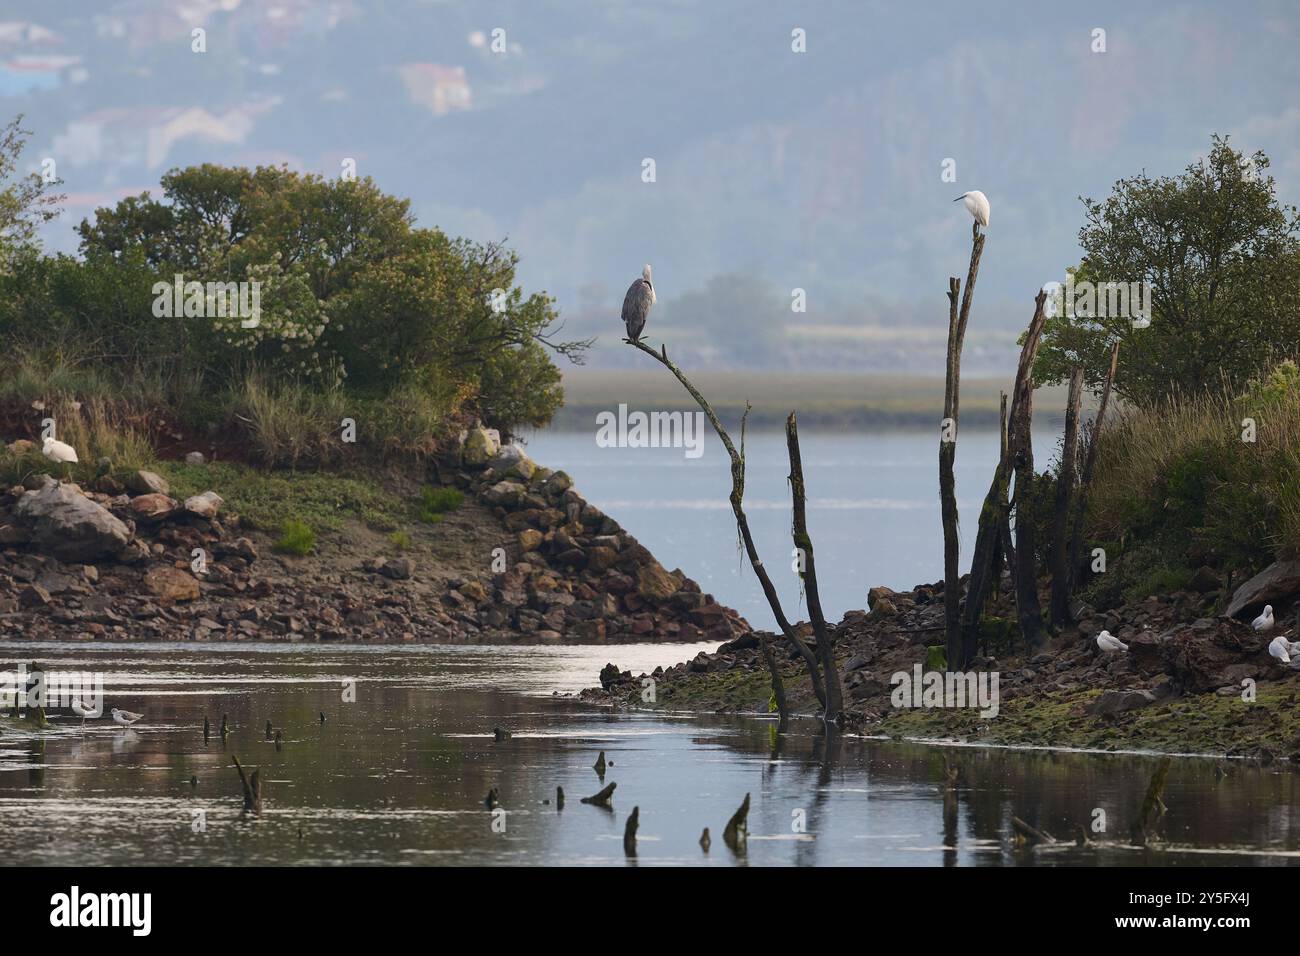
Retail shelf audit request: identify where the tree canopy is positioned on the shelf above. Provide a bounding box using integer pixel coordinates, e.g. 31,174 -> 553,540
1034,136 -> 1300,403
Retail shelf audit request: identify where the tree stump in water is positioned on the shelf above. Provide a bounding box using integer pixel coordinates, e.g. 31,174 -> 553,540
723,793 -> 750,852
580,782 -> 616,808
699,827 -> 711,853
593,751 -> 606,777
623,806 -> 639,856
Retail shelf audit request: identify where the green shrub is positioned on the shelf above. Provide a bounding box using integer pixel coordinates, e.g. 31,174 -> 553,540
418,485 -> 462,523
273,519 -> 316,556
388,530 -> 412,551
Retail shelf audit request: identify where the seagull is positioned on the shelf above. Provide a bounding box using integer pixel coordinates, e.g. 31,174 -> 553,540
621,264 -> 655,342
1251,605 -> 1275,632
1268,635 -> 1291,665
70,698 -> 97,724
111,708 -> 143,727
1096,630 -> 1129,653
954,190 -> 990,229
42,436 -> 78,481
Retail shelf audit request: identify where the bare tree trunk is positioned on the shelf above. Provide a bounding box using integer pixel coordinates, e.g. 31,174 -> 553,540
1009,291 -> 1049,650
940,222 -> 987,668
959,392 -> 1013,668
786,411 -> 842,722
628,339 -> 825,707
1049,367 -> 1084,627
1067,341 -> 1120,596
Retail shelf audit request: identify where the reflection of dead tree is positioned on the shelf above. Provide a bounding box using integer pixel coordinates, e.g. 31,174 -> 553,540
231,756 -> 261,815
629,340 -> 839,721
940,221 -> 987,667
1130,758 -> 1171,846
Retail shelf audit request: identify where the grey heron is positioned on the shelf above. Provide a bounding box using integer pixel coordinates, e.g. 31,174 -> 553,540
954,190 -> 990,229
621,263 -> 655,342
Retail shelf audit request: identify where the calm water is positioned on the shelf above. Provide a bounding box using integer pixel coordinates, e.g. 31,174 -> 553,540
522,427 -> 1057,630
3,642 -> 1298,867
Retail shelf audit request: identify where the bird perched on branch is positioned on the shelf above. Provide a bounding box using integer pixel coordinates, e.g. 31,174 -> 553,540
621,263 -> 655,342
1096,630 -> 1128,653
1251,605 -> 1275,632
954,190 -> 990,230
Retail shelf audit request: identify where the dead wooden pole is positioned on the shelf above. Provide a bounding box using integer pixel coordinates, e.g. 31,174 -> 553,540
1049,366 -> 1085,628
786,411 -> 842,721
758,633 -> 789,728
629,339 -> 825,707
959,390 -> 1014,667
1011,815 -> 1057,846
1067,341 -> 1120,597
941,221 -> 987,668
1010,291 -> 1049,650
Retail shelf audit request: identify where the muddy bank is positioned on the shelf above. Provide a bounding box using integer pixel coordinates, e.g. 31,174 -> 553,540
0,432 -> 749,645
582,576 -> 1300,760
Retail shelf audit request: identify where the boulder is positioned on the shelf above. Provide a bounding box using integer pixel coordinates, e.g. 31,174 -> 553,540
125,470 -> 171,496
184,452 -> 206,466
1225,560 -> 1300,619
636,562 -> 680,601
483,480 -> 527,507
184,491 -> 223,520
462,426 -> 500,467
489,444 -> 536,481
379,557 -> 413,580
143,565 -> 200,603
14,481 -> 131,562
517,529 -> 544,552
128,493 -> 179,522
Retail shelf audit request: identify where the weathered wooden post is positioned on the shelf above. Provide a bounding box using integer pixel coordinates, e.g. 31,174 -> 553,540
1009,291 -> 1049,649
941,221 -> 987,668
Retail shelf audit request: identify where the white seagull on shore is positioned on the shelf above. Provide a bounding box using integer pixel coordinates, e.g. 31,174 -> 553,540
1096,630 -> 1129,653
69,699 -> 98,724
954,190 -> 990,229
1251,605 -> 1275,632
1268,635 -> 1292,665
111,708 -> 143,727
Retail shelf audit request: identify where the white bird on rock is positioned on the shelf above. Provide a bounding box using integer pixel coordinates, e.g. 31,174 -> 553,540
1251,605 -> 1275,632
1268,635 -> 1292,665
1096,630 -> 1129,653
111,708 -> 143,727
954,190 -> 990,229
42,436 -> 78,481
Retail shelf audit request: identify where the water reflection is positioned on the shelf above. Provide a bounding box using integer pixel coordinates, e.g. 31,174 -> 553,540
1,642 -> 1297,866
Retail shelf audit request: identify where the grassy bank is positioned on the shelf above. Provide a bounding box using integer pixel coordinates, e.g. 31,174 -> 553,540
548,369 -> 1075,430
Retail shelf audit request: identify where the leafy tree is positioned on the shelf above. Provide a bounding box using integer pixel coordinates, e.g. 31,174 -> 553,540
1035,136 -> 1300,402
0,115 -> 64,265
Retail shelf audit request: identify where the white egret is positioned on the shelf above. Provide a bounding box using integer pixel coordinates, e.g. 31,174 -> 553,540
111,708 -> 143,727
1268,635 -> 1291,665
42,435 -> 78,481
1251,605 -> 1275,632
953,190 -> 990,229
1096,630 -> 1129,653
622,264 -> 655,342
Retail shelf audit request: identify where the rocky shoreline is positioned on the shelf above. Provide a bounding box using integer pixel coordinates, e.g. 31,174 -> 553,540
0,428 -> 750,645
581,572 -> 1300,761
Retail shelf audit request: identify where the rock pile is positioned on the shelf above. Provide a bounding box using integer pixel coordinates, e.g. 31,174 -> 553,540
445,426 -> 751,643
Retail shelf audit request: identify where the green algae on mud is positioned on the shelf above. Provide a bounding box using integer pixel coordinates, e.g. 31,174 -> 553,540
616,653 -> 1300,760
